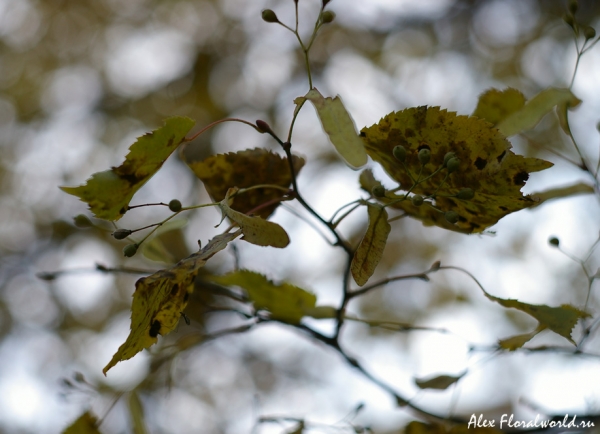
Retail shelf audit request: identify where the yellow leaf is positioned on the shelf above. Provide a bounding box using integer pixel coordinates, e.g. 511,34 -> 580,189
351,204 -> 391,286
414,372 -> 465,390
484,293 -> 590,344
496,88 -> 581,137
219,188 -> 290,248
103,230 -> 240,375
62,411 -> 102,434
187,148 -> 304,219
360,107 -> 553,233
61,117 -> 195,221
208,270 -> 316,324
297,88 -> 368,169
498,326 -> 544,351
472,88 -> 526,125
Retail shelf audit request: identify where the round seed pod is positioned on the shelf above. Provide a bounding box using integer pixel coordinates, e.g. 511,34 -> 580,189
321,11 -> 335,23
446,157 -> 460,173
456,188 -> 474,200
372,185 -> 386,198
411,194 -> 424,206
169,199 -> 182,212
418,148 -> 431,165
445,211 -> 459,224
123,243 -> 139,257
393,145 -> 406,161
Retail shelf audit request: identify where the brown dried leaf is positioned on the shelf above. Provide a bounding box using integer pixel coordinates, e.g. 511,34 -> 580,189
187,148 -> 304,219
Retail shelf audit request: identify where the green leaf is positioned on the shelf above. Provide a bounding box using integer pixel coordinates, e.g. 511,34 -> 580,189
496,88 -> 581,137
62,411 -> 102,434
472,88 -> 526,125
103,230 -> 240,375
351,204 -> 391,286
498,326 -> 544,351
61,117 -> 195,221
208,270 -> 316,324
296,88 -> 367,169
219,188 -> 290,248
128,391 -> 149,434
414,372 -> 466,390
484,293 -> 590,344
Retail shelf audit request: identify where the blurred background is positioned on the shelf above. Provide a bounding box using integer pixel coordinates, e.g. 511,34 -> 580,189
2,0 -> 600,432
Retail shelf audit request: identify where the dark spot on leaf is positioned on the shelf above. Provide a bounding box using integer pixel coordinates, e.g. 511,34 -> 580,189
497,151 -> 506,163
120,173 -> 144,186
359,131 -> 366,137
183,292 -> 189,302
474,157 -> 487,170
405,128 -> 415,138
119,207 -> 127,215
499,206 -> 508,211
417,143 -> 431,151
170,284 -> 179,296
149,319 -> 161,338
513,171 -> 529,185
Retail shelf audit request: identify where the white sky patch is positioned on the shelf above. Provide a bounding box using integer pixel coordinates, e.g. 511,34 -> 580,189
105,26 -> 194,98
55,239 -> 116,316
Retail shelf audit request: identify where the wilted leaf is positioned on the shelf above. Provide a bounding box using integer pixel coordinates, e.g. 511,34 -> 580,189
414,372 -> 465,390
62,411 -> 102,434
496,88 -> 581,137
360,107 -> 553,233
219,188 -> 289,248
484,293 -> 589,344
498,327 -> 544,351
103,230 -> 240,374
351,204 -> 391,286
296,88 -> 367,169
472,88 -> 526,125
187,148 -> 304,219
208,270 -> 316,324
61,117 -> 195,221
128,391 -> 149,434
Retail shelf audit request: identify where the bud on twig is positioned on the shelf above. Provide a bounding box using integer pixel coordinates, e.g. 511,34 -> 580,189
261,9 -> 279,23
112,229 -> 132,240
256,120 -> 273,134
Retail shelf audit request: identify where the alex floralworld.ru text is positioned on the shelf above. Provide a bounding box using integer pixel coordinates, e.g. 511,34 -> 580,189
468,413 -> 595,430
